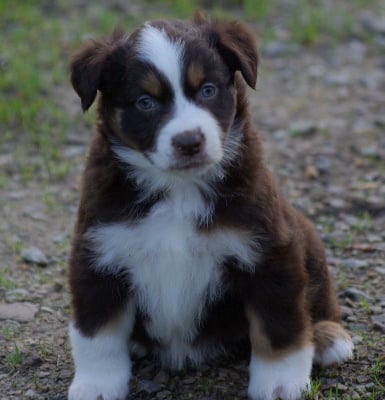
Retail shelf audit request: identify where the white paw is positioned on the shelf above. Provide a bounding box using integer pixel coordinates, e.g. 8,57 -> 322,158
68,323 -> 132,400
248,346 -> 314,400
68,376 -> 129,400
314,337 -> 354,366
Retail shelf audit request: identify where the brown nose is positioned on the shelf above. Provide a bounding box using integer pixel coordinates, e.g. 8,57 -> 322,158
172,130 -> 205,157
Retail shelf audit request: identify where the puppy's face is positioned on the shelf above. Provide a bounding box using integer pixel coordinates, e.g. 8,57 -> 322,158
71,17 -> 258,174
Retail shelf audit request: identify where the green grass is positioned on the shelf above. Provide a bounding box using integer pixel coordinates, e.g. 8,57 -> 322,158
5,343 -> 23,372
0,0 -> 380,186
0,0 -> 138,182
0,268 -> 17,289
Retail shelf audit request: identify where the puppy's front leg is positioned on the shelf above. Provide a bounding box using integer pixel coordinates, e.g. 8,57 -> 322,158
246,273 -> 313,400
68,301 -> 135,400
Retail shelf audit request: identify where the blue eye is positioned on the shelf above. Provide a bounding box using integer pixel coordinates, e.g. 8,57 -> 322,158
200,83 -> 217,98
136,95 -> 157,111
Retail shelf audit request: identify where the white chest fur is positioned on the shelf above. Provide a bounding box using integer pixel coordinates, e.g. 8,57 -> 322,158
86,184 -> 258,365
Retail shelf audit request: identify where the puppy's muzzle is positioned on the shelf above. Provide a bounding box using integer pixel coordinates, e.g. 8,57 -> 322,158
172,129 -> 205,157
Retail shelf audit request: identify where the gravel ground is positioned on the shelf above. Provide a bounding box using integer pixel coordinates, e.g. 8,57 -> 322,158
1,2 -> 385,399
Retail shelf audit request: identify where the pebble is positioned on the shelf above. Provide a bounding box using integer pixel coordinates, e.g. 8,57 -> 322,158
370,306 -> 382,314
63,145 -> 86,158
156,391 -> 172,399
20,247 -> 48,266
5,288 -> 30,302
360,12 -> 385,35
137,379 -> 161,394
324,70 -> 352,86
289,120 -> 317,136
328,198 -> 346,209
371,313 -> 385,333
0,302 -> 38,322
341,288 -> 372,301
341,259 -> 368,269
153,370 -> 169,385
375,267 -> 385,275
24,389 -> 37,398
263,41 -> 300,58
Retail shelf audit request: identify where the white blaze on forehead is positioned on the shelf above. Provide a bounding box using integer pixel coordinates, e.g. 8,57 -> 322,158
137,24 -> 184,94
137,24 -> 224,171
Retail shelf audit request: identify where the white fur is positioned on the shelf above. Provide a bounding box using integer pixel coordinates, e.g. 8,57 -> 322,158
111,121 -> 243,205
138,24 -> 184,95
68,304 -> 134,400
137,25 -> 223,170
248,346 -> 314,400
86,184 -> 259,368
313,337 -> 354,366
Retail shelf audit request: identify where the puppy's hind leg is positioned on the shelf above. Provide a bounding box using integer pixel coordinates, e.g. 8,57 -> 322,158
313,320 -> 354,366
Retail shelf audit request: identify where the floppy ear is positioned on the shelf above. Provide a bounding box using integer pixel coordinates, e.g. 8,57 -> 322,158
70,30 -> 126,111
210,20 -> 259,89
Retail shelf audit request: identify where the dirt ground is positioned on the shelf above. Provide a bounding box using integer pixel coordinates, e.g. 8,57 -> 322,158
0,1 -> 384,399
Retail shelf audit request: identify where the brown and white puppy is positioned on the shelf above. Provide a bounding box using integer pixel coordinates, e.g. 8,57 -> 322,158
68,14 -> 353,400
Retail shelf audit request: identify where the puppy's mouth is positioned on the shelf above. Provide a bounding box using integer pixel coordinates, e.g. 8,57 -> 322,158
167,155 -> 216,173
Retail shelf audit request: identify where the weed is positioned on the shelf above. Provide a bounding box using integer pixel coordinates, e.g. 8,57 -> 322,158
327,234 -> 354,251
6,343 -> 23,371
32,372 -> 40,388
371,356 -> 385,390
0,268 -> 17,289
243,0 -> 272,19
2,325 -> 13,341
307,378 -> 321,397
358,297 -> 371,313
352,212 -> 374,234
39,341 -> 49,361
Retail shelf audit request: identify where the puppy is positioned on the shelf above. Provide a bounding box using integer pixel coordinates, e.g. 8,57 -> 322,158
68,14 -> 353,400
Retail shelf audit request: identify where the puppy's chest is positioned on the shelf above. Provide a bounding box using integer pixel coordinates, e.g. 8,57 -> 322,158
88,189 -> 257,343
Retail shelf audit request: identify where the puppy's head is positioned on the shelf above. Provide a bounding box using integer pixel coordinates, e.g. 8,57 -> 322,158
70,15 -> 258,174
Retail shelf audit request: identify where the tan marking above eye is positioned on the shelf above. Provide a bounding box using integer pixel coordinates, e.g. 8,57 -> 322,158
186,62 -> 205,90
140,71 -> 162,97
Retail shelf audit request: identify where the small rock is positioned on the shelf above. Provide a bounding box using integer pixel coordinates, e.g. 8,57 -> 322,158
182,377 -> 196,384
0,302 -> 38,322
304,165 -> 319,179
24,353 -> 43,368
289,120 -> 317,136
156,391 -> 172,399
341,288 -> 372,301
340,305 -> 354,319
352,335 -> 363,344
370,306 -> 383,314
356,375 -> 369,384
5,288 -> 30,302
358,145 -> 382,158
371,313 -> 385,333
347,40 -> 367,63
20,247 -> 48,266
328,198 -> 346,209
341,259 -> 368,269
375,267 -> 385,275
324,71 -> 352,86
308,64 -> 325,78
263,41 -> 300,58
314,156 -> 332,173
153,370 -> 169,385
137,379 -> 161,394
360,12 -> 385,35
63,145 -> 86,158
24,389 -> 37,398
